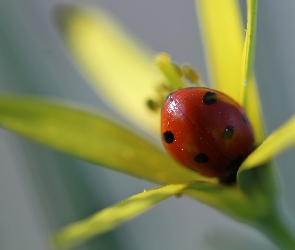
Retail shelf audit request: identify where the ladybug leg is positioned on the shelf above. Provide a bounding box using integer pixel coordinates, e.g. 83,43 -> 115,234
219,155 -> 244,185
146,82 -> 171,112
219,173 -> 237,185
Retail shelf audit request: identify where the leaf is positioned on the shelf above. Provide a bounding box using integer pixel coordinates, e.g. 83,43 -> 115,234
53,182 -> 197,249
56,6 -> 164,137
0,95 -> 210,184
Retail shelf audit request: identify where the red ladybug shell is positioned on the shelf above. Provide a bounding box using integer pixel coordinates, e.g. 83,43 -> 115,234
161,87 -> 254,180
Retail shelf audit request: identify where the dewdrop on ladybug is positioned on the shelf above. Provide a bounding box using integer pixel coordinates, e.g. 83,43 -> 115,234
161,87 -> 255,183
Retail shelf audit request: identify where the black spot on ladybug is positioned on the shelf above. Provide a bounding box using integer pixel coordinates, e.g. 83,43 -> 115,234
222,125 -> 234,140
194,153 -> 209,163
242,114 -> 249,124
163,131 -> 174,144
203,91 -> 217,105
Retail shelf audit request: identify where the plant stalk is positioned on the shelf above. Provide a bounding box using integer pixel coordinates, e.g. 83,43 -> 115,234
256,206 -> 295,249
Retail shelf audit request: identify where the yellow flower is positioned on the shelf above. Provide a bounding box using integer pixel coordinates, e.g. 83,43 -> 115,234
0,0 -> 295,249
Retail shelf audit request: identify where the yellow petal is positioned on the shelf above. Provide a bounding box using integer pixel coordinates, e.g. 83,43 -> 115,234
53,182 -> 196,249
195,0 -> 244,101
241,115 -> 295,170
244,75 -> 266,145
56,6 -> 164,137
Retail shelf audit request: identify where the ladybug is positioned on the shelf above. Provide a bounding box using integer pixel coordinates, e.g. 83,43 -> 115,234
161,87 -> 254,183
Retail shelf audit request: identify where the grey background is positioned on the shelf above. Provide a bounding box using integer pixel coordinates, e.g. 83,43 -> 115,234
0,1 -> 295,249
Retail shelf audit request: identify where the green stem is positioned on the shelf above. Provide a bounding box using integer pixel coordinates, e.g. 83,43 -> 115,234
256,206 -> 295,248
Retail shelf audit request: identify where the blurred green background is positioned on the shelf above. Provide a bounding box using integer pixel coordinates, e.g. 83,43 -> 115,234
1,1 -> 295,249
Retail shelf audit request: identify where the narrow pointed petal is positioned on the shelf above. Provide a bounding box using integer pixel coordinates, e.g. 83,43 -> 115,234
53,182 -> 197,249
240,115 -> 295,170
244,75 -> 266,144
240,0 -> 265,145
240,0 -> 257,101
195,0 -> 244,101
56,6 -> 164,136
0,95 -> 209,183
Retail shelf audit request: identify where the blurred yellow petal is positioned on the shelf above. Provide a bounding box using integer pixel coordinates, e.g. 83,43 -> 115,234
241,115 -> 295,170
53,182 -> 195,249
56,6 -> 164,136
196,0 -> 243,101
